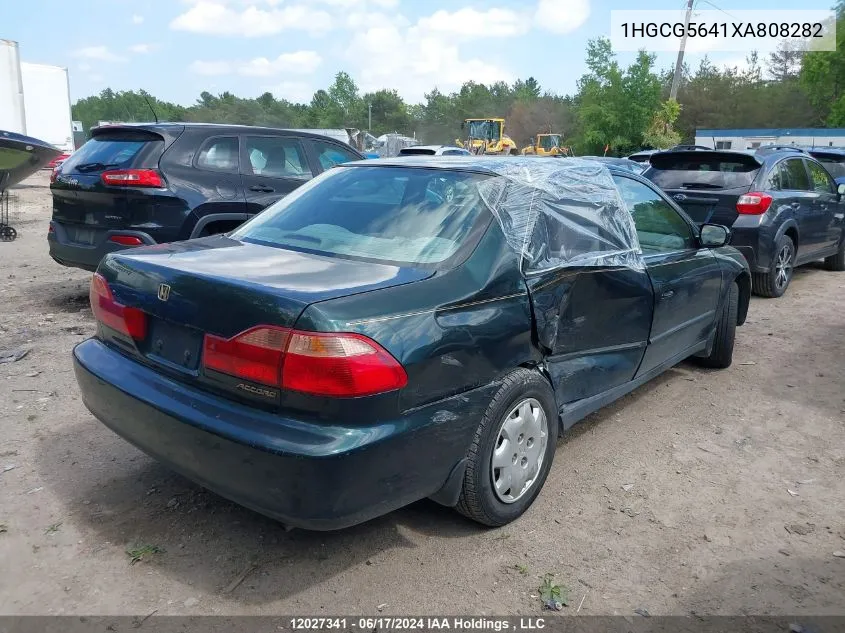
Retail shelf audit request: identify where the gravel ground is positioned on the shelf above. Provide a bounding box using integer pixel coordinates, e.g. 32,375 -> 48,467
1,172 -> 844,616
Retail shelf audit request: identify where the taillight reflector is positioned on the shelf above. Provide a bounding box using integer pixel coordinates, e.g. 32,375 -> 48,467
89,273 -> 147,339
109,235 -> 144,246
736,192 -> 773,215
202,326 -> 407,397
101,169 -> 163,188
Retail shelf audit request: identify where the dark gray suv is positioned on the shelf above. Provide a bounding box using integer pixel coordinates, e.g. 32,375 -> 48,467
644,147 -> 845,297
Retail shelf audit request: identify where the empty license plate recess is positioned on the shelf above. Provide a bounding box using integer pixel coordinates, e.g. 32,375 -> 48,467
144,318 -> 203,371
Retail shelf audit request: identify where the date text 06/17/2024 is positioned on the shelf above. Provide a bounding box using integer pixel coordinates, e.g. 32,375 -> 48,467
289,617 -> 548,631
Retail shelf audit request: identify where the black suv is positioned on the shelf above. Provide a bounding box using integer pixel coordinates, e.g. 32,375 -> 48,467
48,123 -> 364,271
643,147 -> 845,297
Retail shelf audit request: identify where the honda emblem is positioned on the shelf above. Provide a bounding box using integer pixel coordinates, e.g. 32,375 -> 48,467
157,284 -> 171,302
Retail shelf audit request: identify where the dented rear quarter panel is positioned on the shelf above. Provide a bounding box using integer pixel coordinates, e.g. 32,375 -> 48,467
294,222 -> 540,414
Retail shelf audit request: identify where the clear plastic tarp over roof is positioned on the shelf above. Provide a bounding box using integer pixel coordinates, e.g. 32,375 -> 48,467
466,157 -> 644,272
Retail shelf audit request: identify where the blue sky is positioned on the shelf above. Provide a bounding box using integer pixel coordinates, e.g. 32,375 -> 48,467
4,0 -> 836,106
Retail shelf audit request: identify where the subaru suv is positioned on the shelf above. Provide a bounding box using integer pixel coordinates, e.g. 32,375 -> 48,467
48,123 -> 364,271
644,147 -> 845,297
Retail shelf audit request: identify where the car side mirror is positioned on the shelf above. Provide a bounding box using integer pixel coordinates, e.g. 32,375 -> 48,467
837,183 -> 845,196
699,223 -> 730,248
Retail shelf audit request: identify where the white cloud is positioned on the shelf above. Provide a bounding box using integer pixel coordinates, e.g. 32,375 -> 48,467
170,1 -> 333,37
266,80 -> 314,103
534,0 -> 590,34
132,14 -> 144,24
189,51 -> 322,77
129,44 -> 153,54
240,51 -> 322,76
189,60 -> 234,75
71,46 -> 126,62
349,25 -> 513,103
418,7 -> 529,39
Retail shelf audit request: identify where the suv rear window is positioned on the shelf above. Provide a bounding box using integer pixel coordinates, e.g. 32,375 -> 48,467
646,152 -> 760,190
399,148 -> 437,155
811,154 -> 845,180
61,132 -> 161,174
230,166 -> 490,268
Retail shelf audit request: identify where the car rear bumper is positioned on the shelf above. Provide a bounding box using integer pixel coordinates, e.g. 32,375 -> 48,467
48,221 -> 156,272
73,338 -> 491,530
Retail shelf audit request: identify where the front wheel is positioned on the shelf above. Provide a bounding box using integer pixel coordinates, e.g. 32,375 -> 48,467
456,369 -> 558,527
696,282 -> 738,369
752,234 -> 794,298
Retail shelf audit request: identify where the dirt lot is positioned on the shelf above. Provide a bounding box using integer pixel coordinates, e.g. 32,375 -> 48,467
0,172 -> 844,616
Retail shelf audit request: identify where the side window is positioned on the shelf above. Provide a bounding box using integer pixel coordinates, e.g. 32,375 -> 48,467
311,139 -> 360,171
196,136 -> 239,173
780,159 -> 811,191
765,164 -> 783,190
806,159 -> 835,194
244,136 -> 312,179
612,175 -> 693,253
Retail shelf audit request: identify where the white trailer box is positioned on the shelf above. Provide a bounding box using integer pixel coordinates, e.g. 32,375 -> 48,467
0,39 -> 26,134
20,62 -> 74,152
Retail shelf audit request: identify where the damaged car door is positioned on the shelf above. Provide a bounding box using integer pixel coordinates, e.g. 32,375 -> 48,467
524,234 -> 654,414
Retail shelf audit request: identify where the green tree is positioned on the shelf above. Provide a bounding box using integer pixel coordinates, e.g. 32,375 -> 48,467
800,3 -> 845,124
643,99 -> 682,149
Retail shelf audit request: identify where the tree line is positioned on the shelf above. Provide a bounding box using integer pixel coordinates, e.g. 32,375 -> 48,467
71,3 -> 845,157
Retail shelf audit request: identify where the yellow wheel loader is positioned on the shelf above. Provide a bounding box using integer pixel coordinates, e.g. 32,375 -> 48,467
455,118 -> 520,155
521,133 -> 566,157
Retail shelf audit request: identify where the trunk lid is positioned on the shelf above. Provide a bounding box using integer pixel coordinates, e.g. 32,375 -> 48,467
50,128 -> 171,244
97,236 -> 433,376
644,150 -> 761,226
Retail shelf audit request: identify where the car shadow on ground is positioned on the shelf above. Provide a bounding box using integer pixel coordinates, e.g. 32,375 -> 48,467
36,419 -> 487,605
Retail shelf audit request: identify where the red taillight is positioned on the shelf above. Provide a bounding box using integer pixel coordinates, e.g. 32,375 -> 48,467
50,167 -> 59,184
48,224 -> 55,234
109,235 -> 144,246
282,331 -> 407,397
736,192 -> 773,215
89,273 -> 147,339
204,326 -> 289,387
202,327 -> 407,397
101,169 -> 163,188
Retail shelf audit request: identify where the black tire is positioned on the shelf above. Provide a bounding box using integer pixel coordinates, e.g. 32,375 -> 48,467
456,369 -> 558,527
697,282 -> 738,369
823,238 -> 845,271
752,234 -> 794,298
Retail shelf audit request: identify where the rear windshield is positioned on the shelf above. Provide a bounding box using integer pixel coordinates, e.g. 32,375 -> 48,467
231,166 -> 491,268
61,133 -> 161,174
646,152 -> 760,190
812,155 -> 845,179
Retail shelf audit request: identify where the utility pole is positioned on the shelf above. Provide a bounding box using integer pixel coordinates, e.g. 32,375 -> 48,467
669,0 -> 694,101
368,103 -> 372,132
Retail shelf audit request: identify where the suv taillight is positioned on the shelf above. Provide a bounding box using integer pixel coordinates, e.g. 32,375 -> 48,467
89,273 -> 147,339
736,192 -> 773,215
101,169 -> 163,188
203,326 -> 407,397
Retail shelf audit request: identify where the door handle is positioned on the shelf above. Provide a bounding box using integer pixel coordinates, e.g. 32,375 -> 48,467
249,185 -> 275,193
661,289 -> 675,299
790,202 -> 801,210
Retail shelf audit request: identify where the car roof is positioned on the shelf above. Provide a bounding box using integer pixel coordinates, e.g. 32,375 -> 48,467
342,155 -> 648,181
91,122 -> 363,150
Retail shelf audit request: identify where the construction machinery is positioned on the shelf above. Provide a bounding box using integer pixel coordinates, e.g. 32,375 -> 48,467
521,133 -> 567,157
456,118 -> 519,155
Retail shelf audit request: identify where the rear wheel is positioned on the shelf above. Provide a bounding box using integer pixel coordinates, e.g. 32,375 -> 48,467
823,237 -> 845,271
752,234 -> 794,298
696,282 -> 738,369
456,369 -> 558,527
